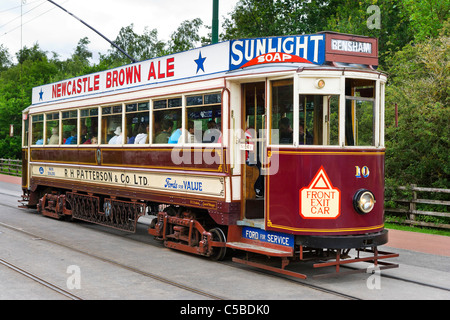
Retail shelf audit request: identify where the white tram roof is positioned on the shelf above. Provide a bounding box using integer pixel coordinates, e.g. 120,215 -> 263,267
28,32 -> 379,111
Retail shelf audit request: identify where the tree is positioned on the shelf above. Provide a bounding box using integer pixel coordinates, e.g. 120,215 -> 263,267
222,0 -> 340,40
384,20 -> 449,188
402,0 -> 450,42
0,44 -> 12,71
167,18 -> 204,54
0,44 -> 59,159
103,24 -> 166,67
325,0 -> 414,67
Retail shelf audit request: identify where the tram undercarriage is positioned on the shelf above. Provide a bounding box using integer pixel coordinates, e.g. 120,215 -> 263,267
33,188 -> 398,279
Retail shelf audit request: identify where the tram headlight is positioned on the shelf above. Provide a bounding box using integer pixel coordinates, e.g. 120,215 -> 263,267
353,189 -> 376,214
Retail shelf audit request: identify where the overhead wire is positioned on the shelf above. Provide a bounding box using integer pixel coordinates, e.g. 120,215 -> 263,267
0,0 -> 69,38
0,0 -> 48,30
0,0 -> 42,15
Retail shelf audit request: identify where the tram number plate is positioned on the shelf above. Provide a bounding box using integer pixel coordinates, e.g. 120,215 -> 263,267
242,227 -> 294,248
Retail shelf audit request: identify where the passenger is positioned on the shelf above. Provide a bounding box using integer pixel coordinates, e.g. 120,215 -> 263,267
80,126 -> 89,144
203,120 -> 221,143
299,123 -> 313,145
48,127 -> 59,145
168,127 -> 182,144
108,126 -> 124,144
279,117 -> 293,144
91,136 -> 98,144
183,120 -> 200,143
134,123 -> 148,144
154,119 -> 173,144
64,130 -> 77,145
127,126 -> 136,144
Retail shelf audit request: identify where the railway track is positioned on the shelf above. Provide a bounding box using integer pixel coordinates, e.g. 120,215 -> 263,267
1,195 -> 449,300
0,220 -> 225,300
0,258 -> 83,300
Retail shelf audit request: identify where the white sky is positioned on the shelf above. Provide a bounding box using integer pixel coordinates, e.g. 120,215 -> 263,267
0,0 -> 239,63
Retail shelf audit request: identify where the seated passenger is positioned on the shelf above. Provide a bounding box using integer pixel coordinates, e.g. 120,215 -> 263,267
91,136 -> 98,144
64,130 -> 77,145
183,120 -> 200,143
154,119 -> 173,144
279,117 -> 293,144
134,124 -> 148,144
109,126 -> 124,144
168,128 -> 182,144
48,127 -> 59,145
203,120 -> 221,143
299,124 -> 313,145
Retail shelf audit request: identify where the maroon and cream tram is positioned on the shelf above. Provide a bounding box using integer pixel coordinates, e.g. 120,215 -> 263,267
21,32 -> 398,278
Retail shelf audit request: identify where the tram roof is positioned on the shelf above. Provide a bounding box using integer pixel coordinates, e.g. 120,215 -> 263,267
28,31 -> 378,109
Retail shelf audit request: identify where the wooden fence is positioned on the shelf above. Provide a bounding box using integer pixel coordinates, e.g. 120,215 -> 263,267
385,185 -> 450,230
0,158 -> 22,177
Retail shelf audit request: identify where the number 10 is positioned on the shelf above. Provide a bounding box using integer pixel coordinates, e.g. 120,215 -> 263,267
355,166 -> 370,178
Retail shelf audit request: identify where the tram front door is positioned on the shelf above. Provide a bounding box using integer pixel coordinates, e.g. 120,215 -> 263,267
242,82 -> 266,220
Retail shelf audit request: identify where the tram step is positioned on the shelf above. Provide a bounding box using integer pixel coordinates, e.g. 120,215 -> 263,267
226,242 -> 293,257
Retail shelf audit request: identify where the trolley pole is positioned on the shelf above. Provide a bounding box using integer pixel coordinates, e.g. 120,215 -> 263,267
212,0 -> 219,44
46,0 -> 137,63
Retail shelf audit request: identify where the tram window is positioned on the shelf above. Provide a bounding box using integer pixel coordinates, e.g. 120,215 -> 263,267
329,96 -> 340,145
186,92 -> 222,144
298,95 -> 340,146
31,114 -> 44,145
62,110 -> 78,145
80,108 -> 98,144
153,97 -> 182,144
102,105 -> 123,144
23,117 -> 29,147
345,79 -> 375,146
126,102 -> 149,144
299,95 -> 320,145
271,80 -> 293,145
46,112 -> 60,145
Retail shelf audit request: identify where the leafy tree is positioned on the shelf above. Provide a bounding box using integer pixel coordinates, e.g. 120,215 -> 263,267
166,18 -> 204,54
325,0 -> 414,67
384,20 -> 449,188
0,44 -> 12,71
402,0 -> 450,42
0,44 -> 59,159
103,24 -> 166,67
222,0 -> 340,39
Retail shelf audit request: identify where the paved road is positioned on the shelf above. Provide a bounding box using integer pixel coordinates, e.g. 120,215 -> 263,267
1,175 -> 449,304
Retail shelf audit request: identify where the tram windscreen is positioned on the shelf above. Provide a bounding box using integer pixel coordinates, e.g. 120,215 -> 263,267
345,79 -> 376,146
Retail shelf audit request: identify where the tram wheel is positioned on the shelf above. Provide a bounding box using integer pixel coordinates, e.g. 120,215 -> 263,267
209,227 -> 227,261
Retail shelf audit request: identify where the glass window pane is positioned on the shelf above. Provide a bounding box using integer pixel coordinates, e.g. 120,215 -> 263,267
46,119 -> 59,145
345,79 -> 375,146
153,109 -> 182,144
102,114 -> 122,144
186,95 -> 203,106
271,80 -> 293,145
32,115 -> 44,145
126,111 -> 149,144
328,96 -> 339,146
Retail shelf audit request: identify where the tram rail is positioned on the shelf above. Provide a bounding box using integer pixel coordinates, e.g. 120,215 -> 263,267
0,258 -> 83,300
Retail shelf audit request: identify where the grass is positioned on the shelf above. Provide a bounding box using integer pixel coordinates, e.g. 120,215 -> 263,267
385,222 -> 450,237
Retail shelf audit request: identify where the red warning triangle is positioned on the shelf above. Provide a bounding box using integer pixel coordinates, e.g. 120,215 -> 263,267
311,172 -> 331,189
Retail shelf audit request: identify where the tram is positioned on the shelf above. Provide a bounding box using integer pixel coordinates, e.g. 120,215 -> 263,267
21,31 -> 398,278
